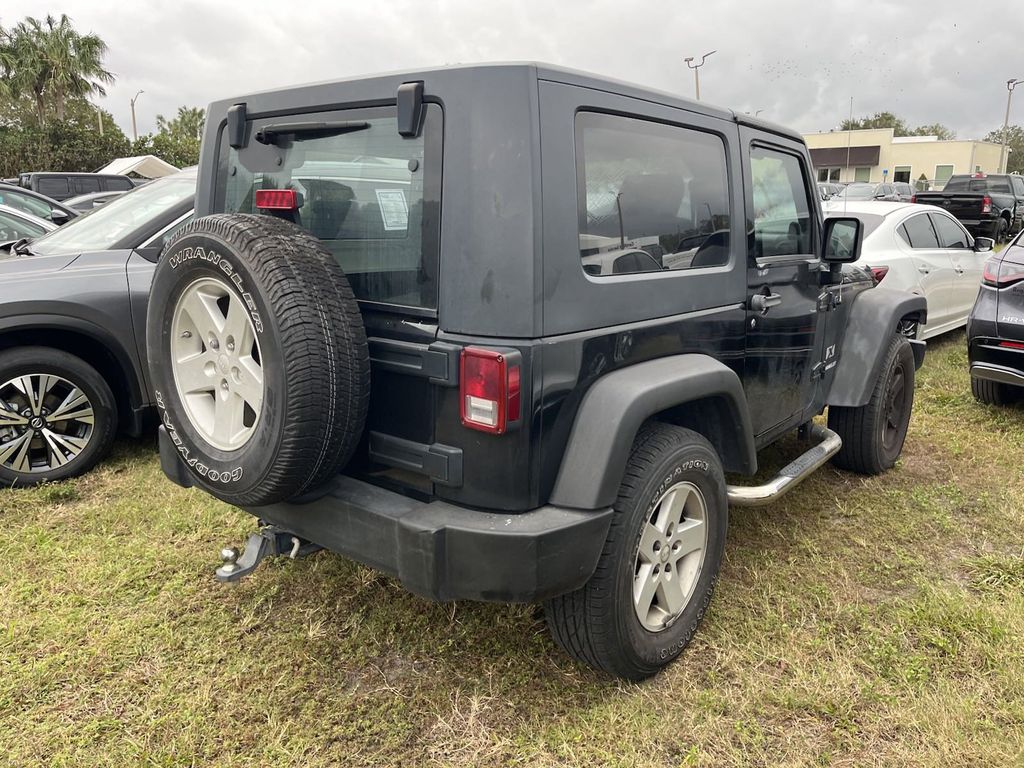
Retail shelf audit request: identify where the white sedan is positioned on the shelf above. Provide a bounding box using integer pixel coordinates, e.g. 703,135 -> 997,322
824,201 -> 992,339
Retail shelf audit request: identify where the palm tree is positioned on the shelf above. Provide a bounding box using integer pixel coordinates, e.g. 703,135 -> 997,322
0,14 -> 114,124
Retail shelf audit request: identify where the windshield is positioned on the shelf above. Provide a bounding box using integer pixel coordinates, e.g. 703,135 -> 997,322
29,175 -> 194,256
834,184 -> 875,201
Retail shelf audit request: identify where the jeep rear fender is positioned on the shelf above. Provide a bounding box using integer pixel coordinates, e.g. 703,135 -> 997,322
548,354 -> 756,510
826,287 -> 927,408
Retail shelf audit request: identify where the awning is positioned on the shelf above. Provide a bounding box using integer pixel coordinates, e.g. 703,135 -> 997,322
95,155 -> 178,178
809,145 -> 881,168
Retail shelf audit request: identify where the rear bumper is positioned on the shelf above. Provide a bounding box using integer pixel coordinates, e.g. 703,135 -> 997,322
158,426 -> 612,603
969,338 -> 1024,388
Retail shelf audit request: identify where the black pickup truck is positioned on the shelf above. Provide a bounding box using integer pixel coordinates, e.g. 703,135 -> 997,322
913,173 -> 1024,242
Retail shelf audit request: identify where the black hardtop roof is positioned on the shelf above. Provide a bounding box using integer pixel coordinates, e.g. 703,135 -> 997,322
209,61 -> 805,144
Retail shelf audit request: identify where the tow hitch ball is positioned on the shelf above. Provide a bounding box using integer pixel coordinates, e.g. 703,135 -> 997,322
215,525 -> 322,582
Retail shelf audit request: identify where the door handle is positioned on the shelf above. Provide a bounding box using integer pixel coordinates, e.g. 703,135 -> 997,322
917,266 -> 931,274
749,291 -> 782,313
954,266 -> 965,274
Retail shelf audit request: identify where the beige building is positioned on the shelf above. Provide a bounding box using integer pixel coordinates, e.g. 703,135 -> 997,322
802,128 -> 1005,189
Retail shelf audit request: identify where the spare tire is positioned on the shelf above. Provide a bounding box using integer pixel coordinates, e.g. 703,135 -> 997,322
147,213 -> 369,506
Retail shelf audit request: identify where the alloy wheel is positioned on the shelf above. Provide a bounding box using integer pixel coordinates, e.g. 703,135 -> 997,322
0,374 -> 95,473
632,481 -> 709,632
171,277 -> 264,451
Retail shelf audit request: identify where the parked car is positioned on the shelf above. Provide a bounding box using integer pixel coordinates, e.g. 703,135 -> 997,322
833,182 -> 900,202
913,173 -> 1024,243
148,64 -> 926,681
63,190 -> 127,213
0,204 -> 57,247
15,172 -> 135,202
817,182 -> 842,200
824,201 -> 991,339
0,169 -> 195,486
967,229 -> 1024,404
0,183 -> 77,225
893,181 -> 915,202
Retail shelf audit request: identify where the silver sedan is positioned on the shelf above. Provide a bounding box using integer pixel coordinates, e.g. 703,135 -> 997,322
824,201 -> 992,339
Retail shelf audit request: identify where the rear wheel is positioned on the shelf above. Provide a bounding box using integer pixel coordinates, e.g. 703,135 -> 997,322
544,424 -> 727,680
829,333 -> 915,475
971,376 -> 1016,406
0,347 -> 117,486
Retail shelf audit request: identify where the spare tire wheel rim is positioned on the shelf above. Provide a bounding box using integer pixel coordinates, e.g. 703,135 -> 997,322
171,276 -> 264,451
0,374 -> 95,472
633,480 -> 709,633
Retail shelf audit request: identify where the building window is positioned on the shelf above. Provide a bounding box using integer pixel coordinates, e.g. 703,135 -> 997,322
894,166 -> 911,183
816,167 -> 840,183
935,165 -> 954,188
854,167 -> 871,183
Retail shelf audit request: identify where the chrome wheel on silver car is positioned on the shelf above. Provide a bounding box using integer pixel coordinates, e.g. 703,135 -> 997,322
171,277 -> 264,451
633,480 -> 708,632
0,374 -> 95,473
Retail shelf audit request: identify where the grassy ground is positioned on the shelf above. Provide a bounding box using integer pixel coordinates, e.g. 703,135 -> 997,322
2,331 -> 1022,767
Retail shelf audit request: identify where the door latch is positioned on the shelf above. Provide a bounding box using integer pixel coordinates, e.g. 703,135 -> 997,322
748,288 -> 782,315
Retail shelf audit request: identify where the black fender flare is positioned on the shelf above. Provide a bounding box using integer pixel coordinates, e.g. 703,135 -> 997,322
548,354 -> 757,510
825,287 -> 927,408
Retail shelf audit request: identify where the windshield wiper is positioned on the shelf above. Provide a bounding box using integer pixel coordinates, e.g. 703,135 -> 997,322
254,120 -> 370,146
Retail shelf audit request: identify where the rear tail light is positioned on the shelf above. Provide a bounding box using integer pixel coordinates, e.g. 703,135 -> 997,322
910,194 -> 917,203
255,188 -> 299,210
982,256 -> 1024,287
999,340 -> 1024,350
460,347 -> 521,434
981,195 -> 992,214
870,265 -> 889,283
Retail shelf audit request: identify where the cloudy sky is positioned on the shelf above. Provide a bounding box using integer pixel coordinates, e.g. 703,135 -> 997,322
3,0 -> 1019,141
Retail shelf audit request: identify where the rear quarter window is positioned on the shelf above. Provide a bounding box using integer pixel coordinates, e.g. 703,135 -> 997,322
36,177 -> 69,198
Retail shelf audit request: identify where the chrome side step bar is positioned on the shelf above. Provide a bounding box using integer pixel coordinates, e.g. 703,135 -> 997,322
726,424 -> 842,507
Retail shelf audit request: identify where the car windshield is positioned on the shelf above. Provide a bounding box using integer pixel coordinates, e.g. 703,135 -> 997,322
834,184 -> 876,200
29,175 -> 194,256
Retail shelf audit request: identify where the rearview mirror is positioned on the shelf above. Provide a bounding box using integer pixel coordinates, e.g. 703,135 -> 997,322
974,236 -> 995,253
823,217 -> 862,263
50,210 -> 70,226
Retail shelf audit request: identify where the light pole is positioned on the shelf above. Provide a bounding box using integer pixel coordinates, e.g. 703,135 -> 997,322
130,90 -> 144,142
684,51 -> 716,101
1003,78 -> 1019,174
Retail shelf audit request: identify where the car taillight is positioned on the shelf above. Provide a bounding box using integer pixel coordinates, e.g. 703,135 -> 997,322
255,189 -> 298,210
460,347 -> 521,434
910,194 -> 917,204
999,340 -> 1024,350
870,265 -> 889,283
982,256 -> 1024,287
981,195 -> 992,214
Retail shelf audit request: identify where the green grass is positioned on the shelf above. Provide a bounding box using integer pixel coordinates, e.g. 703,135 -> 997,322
2,331 -> 1023,767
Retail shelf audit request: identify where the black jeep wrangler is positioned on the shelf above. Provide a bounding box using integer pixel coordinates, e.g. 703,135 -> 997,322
148,64 -> 927,680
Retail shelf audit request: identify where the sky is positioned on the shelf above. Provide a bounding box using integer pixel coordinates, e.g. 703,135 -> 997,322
3,0 -> 1020,141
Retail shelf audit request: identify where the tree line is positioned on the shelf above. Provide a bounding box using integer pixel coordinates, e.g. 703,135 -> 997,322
0,14 -> 203,177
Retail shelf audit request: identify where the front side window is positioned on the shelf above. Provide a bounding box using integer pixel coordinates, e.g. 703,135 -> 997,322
575,112 -> 731,277
220,105 -> 441,310
0,189 -> 54,219
929,213 -> 969,248
749,146 -> 813,258
36,177 -> 69,198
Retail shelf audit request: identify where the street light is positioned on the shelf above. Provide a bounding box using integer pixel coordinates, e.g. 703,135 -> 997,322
999,78 -> 1021,173
684,50 -> 716,101
130,90 -> 144,142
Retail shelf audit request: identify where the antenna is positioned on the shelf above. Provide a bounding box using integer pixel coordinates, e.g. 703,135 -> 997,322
844,97 -> 853,216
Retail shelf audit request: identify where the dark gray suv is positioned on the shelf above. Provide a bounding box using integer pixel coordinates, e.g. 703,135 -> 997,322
0,169 -> 194,486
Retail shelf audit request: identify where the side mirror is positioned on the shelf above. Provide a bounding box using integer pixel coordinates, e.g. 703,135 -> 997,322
974,237 -> 995,253
823,217 -> 862,263
50,210 -> 70,226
